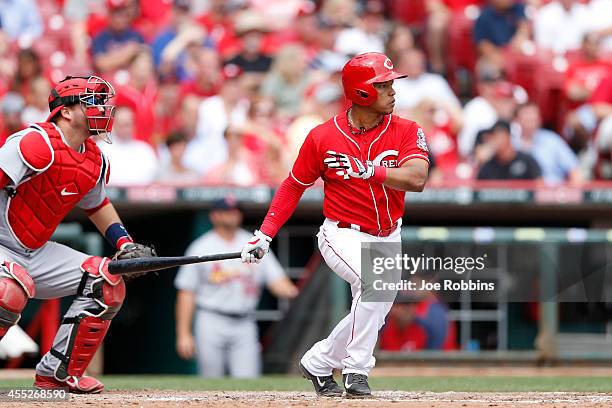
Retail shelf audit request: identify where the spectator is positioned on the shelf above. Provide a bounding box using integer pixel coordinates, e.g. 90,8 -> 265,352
11,49 -> 44,97
394,48 -> 463,129
459,72 -> 525,158
0,0 -> 43,43
114,49 -> 159,143
196,0 -> 241,59
156,131 -> 199,183
204,127 -> 260,186
174,196 -> 297,377
21,77 -> 51,124
0,31 -> 15,96
225,10 -> 272,74
473,0 -> 530,69
477,120 -> 542,180
564,33 -> 612,108
0,92 -> 25,145
411,98 -> 459,178
265,0 -> 320,59
379,289 -> 456,352
320,0 -> 358,28
566,70 -> 612,156
261,45 -> 312,118
186,64 -> 249,175
534,0 -> 590,55
335,0 -> 387,56
239,96 -> 288,184
151,0 -> 209,82
92,0 -> 145,74
514,102 -> 582,184
97,106 -> 158,185
178,48 -> 222,100
286,81 -> 344,162
384,24 -> 415,67
310,17 -> 348,73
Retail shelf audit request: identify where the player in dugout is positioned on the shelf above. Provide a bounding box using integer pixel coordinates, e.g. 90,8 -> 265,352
0,75 -> 155,393
241,52 -> 430,398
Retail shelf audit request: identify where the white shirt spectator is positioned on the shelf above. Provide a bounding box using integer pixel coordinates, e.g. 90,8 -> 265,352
186,95 -> 248,175
458,97 -> 498,158
394,73 -> 461,111
534,0 -> 590,54
98,138 -> 158,186
335,27 -> 385,56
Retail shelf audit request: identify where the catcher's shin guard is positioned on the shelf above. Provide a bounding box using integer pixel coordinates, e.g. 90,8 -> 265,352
0,261 -> 35,338
51,257 -> 125,380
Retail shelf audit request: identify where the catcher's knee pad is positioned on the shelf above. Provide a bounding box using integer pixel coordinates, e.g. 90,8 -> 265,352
79,256 -> 125,319
0,261 -> 35,338
50,257 -> 125,380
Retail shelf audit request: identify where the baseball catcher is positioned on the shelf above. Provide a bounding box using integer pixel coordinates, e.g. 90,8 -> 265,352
0,75 -> 155,393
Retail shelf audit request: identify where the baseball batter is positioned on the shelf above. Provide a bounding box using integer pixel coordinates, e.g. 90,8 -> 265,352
241,52 -> 429,398
0,76 -> 155,393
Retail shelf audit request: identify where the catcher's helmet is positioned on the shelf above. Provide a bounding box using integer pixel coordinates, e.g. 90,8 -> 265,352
47,75 -> 116,142
341,52 -> 406,106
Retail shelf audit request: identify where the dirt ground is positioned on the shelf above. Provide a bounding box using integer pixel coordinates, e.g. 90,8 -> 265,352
4,390 -> 612,408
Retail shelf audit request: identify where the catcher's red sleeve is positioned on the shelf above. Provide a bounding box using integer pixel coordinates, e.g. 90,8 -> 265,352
259,175 -> 308,238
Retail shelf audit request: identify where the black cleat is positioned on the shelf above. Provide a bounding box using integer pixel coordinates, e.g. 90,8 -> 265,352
343,373 -> 371,398
298,363 -> 343,397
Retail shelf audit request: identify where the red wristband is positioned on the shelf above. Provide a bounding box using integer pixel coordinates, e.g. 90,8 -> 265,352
372,165 -> 387,184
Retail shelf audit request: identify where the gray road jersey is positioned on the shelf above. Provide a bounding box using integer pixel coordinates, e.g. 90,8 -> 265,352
174,229 -> 285,314
0,128 -> 108,252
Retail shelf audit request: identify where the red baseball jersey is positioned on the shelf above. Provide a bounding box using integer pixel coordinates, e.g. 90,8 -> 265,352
291,111 -> 429,231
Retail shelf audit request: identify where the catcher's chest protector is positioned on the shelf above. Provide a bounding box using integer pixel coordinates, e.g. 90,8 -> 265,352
7,122 -> 104,250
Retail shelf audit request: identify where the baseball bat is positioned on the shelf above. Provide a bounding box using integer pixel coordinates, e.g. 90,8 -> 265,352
108,252 -> 242,275
107,248 -> 265,275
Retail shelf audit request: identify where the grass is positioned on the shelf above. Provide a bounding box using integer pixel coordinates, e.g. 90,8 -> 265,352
3,375 -> 612,392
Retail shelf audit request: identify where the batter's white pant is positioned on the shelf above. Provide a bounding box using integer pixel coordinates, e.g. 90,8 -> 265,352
194,309 -> 261,378
300,218 -> 401,376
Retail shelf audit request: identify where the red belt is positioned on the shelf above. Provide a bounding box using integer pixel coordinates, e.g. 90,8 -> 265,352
336,221 -> 398,237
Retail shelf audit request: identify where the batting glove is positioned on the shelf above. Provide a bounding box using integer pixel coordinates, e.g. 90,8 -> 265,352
324,150 -> 375,180
241,230 -> 272,264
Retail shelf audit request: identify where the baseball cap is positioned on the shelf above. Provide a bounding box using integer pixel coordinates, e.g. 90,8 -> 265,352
212,196 -> 239,211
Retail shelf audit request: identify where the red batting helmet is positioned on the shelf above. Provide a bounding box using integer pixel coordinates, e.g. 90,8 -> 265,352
341,52 -> 406,106
47,75 -> 116,143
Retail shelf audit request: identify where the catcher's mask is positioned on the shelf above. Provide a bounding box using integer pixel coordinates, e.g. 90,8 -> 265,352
47,75 -> 116,143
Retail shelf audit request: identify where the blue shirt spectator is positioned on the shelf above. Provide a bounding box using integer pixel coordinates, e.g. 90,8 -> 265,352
91,0 -> 145,74
514,102 -> 582,184
0,0 -> 43,41
473,1 -> 526,47
92,29 -> 144,57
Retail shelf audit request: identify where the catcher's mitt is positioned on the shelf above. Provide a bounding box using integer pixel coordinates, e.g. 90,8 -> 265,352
113,243 -> 157,281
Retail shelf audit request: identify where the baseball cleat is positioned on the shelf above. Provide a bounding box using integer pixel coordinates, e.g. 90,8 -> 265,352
34,374 -> 104,394
298,362 -> 343,397
343,373 -> 371,398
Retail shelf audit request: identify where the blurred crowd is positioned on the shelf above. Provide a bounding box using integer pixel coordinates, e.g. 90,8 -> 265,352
0,0 -> 611,186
